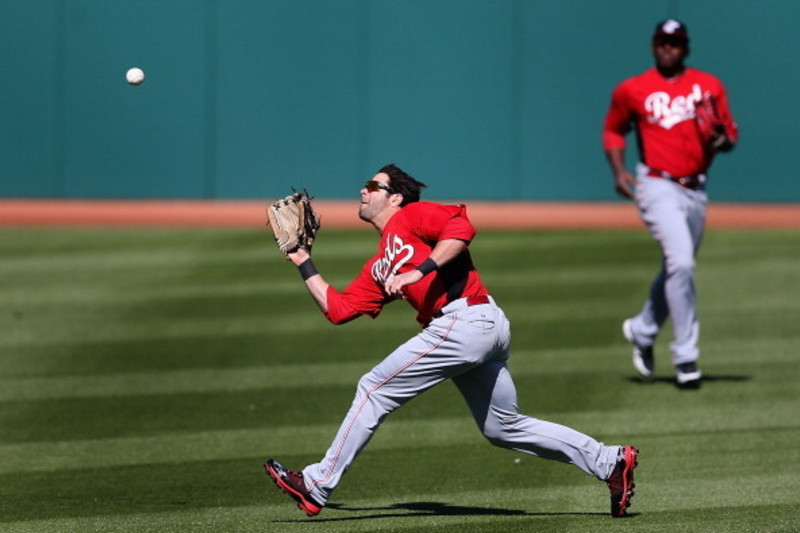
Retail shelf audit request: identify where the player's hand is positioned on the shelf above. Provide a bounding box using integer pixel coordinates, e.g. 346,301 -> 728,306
709,131 -> 735,153
614,170 -> 637,199
384,270 -> 423,297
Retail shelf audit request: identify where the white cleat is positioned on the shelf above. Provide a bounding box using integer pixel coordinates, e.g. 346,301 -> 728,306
676,362 -> 702,388
623,319 -> 654,378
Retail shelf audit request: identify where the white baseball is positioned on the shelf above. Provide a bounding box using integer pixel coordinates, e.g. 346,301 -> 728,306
126,67 -> 145,85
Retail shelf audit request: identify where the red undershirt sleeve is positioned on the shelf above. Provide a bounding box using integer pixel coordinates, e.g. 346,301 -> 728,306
323,265 -> 387,325
603,84 -> 632,151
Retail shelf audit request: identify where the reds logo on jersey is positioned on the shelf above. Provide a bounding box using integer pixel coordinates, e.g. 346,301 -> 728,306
645,83 -> 704,129
371,233 -> 415,285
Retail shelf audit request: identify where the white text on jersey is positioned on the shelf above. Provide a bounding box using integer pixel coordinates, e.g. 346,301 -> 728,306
645,83 -> 703,129
371,233 -> 415,285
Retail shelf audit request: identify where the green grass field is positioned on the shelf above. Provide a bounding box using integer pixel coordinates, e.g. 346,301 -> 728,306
1,227 -> 798,532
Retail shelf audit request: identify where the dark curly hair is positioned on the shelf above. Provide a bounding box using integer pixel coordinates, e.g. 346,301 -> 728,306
377,164 -> 427,206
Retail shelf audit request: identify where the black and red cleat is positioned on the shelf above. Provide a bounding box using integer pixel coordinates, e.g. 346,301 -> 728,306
606,446 -> 639,517
264,459 -> 323,517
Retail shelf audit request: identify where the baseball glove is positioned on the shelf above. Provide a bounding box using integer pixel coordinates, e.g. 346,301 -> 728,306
265,189 -> 321,254
694,95 -> 728,149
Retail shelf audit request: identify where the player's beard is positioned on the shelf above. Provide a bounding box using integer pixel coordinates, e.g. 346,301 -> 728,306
358,202 -> 373,222
358,192 -> 393,226
358,196 -> 382,222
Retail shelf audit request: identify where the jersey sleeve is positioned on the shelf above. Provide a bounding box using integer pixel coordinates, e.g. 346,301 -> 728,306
603,82 -> 633,150
407,203 -> 476,244
712,81 -> 739,145
323,261 -> 388,325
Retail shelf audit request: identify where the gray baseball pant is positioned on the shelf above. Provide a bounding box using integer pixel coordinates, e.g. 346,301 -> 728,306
301,296 -> 622,505
629,164 -> 708,365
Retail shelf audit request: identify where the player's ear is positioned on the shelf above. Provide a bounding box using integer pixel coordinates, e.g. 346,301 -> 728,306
390,193 -> 403,206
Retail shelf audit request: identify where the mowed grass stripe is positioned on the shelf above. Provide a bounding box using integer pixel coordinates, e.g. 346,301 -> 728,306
2,348 -> 794,447
1,313 -> 344,349
0,362 -> 367,401
1,346 -> 795,402
1,398 -> 796,474
2,344 -> 793,401
4,506 -> 798,533
2,472 -> 799,532
0,419 -> 475,474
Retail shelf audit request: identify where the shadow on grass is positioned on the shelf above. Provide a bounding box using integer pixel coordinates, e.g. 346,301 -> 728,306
626,373 -> 751,390
274,500 -> 612,523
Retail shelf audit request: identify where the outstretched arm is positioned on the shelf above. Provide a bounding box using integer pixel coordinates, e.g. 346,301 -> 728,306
287,249 -> 330,313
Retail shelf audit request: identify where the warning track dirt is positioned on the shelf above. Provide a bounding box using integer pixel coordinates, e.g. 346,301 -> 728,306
1,200 -> 798,229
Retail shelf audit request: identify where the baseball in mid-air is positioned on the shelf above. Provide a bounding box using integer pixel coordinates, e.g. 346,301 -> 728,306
126,67 -> 145,85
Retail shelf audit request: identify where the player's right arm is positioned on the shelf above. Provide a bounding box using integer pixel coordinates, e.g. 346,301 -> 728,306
605,148 -> 636,199
603,83 -> 637,199
287,248 -> 330,312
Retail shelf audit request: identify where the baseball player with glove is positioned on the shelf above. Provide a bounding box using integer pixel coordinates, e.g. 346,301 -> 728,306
263,164 -> 638,518
603,20 -> 738,388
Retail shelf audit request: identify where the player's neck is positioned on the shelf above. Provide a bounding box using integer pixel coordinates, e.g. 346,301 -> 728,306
370,207 -> 402,235
656,64 -> 686,80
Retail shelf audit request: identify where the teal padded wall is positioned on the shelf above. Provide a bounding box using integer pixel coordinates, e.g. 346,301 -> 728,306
1,0 -> 797,201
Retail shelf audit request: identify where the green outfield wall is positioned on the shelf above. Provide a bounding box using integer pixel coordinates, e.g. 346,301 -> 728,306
1,1 -> 796,202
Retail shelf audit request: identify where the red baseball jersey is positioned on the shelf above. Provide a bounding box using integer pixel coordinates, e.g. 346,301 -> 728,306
603,67 -> 738,177
324,202 -> 489,327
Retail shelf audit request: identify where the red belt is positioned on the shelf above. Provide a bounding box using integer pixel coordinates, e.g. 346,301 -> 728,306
647,169 -> 703,190
432,295 -> 490,319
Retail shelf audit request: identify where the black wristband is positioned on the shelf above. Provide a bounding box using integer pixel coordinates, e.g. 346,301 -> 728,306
417,257 -> 438,276
297,258 -> 319,281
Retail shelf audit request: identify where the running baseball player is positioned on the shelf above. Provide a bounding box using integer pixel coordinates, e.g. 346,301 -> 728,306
263,164 -> 638,518
603,20 -> 738,388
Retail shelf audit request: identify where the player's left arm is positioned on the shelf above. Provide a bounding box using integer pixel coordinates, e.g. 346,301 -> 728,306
712,85 -> 738,152
384,238 -> 468,297
384,204 -> 476,297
